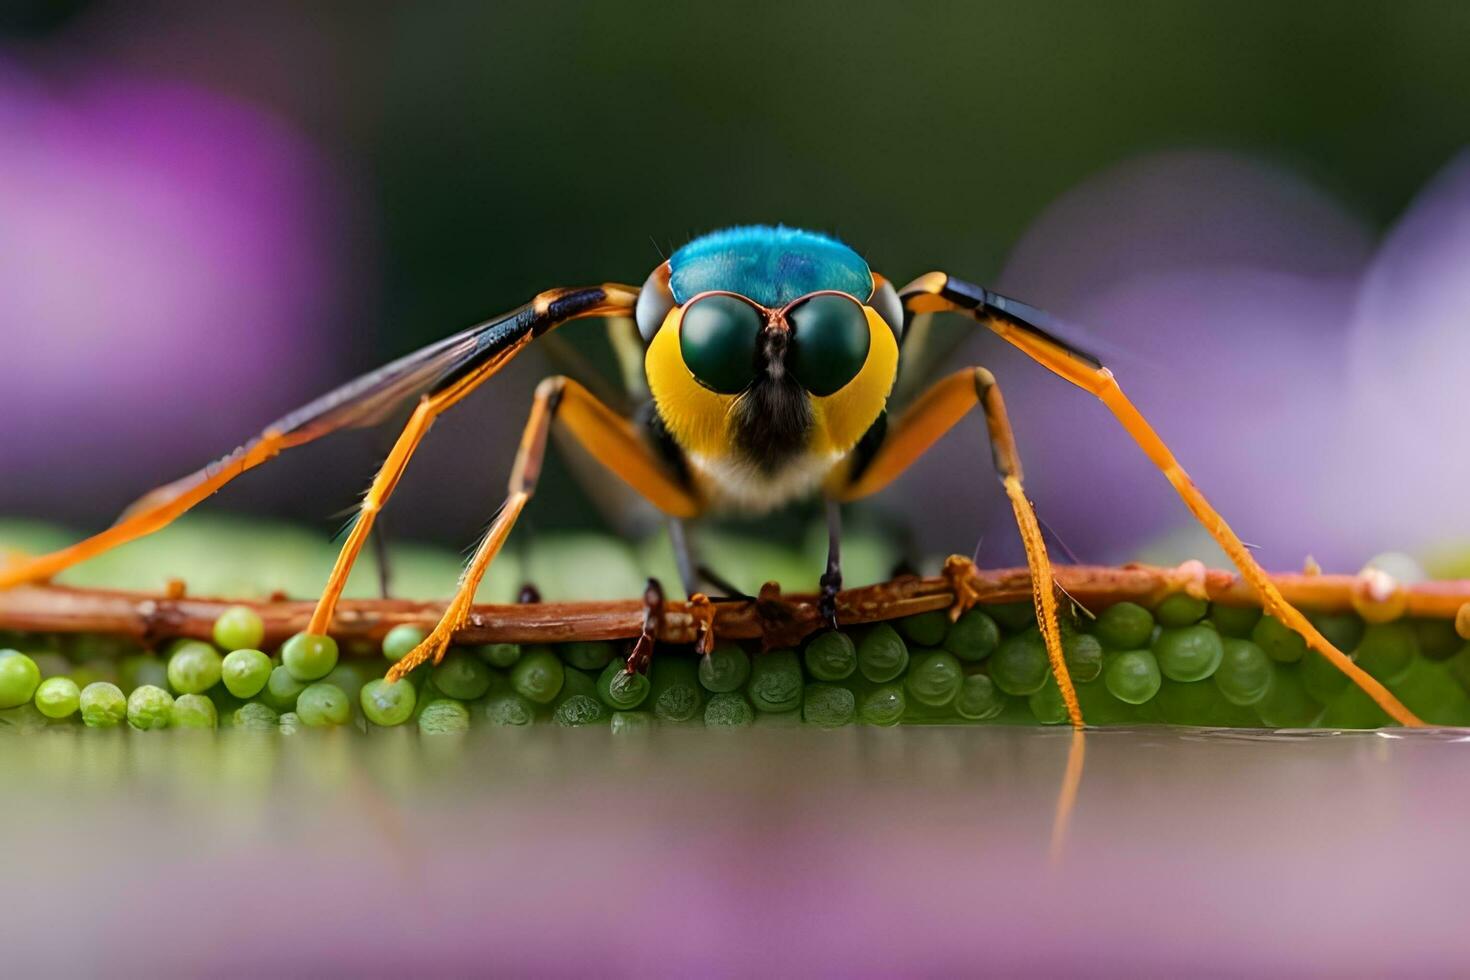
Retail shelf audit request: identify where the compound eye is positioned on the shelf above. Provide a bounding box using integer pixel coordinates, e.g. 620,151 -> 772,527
679,293 -> 763,394
787,293 -> 871,396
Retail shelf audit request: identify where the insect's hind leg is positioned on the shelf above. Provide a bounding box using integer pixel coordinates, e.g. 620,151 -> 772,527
0,433 -> 291,589
387,377 -> 701,679
902,271 -> 1425,727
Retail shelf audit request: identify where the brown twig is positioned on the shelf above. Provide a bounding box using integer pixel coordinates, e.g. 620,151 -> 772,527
2,562 -> 1467,652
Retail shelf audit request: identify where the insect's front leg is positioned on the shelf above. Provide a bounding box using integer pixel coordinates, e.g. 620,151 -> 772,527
834,366 -> 1083,727
387,375 -> 701,680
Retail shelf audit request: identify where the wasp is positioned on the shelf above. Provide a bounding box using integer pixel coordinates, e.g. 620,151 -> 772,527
0,225 -> 1423,726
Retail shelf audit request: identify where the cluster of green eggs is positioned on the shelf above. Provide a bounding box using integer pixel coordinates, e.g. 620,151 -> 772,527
3,592 -> 1469,732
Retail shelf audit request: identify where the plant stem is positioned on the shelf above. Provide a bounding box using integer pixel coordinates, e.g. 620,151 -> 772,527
0,563 -> 1465,651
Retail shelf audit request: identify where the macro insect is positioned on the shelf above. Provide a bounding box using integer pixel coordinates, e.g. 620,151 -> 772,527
0,225 -> 1424,727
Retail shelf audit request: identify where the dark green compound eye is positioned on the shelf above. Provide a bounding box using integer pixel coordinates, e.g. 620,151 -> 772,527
679,294 -> 763,394
787,293 -> 871,396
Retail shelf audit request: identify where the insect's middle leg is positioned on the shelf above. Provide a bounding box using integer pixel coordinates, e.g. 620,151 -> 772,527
387,376 -> 701,679
834,367 -> 1083,726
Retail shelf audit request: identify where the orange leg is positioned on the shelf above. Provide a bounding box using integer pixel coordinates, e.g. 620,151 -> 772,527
387,376 -> 701,679
0,432 -> 291,589
902,271 -> 1425,727
0,283 -> 639,595
835,367 -> 1083,727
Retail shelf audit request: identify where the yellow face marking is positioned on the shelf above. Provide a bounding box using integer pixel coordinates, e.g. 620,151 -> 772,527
644,303 -> 737,459
645,299 -> 899,472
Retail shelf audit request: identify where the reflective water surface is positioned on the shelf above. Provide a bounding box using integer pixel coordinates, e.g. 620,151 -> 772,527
3,726 -> 1468,977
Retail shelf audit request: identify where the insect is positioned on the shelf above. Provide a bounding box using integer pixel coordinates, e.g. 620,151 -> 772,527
0,225 -> 1423,727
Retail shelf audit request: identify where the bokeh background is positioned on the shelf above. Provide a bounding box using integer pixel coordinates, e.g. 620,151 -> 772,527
4,0 -> 1470,586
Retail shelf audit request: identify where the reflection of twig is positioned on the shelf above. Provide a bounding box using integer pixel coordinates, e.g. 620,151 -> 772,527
1,562 -> 1466,649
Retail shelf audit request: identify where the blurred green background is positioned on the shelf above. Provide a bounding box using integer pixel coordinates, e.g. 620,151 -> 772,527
3,0 -> 1468,575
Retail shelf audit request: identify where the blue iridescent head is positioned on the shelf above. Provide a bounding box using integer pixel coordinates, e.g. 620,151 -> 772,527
667,225 -> 872,307
635,224 -> 902,345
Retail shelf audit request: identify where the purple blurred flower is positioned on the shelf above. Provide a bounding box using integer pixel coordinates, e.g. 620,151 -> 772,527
0,59 -> 363,519
889,149 -> 1469,571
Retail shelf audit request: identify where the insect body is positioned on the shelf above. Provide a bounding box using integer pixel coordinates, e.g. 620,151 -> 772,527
0,225 -> 1424,727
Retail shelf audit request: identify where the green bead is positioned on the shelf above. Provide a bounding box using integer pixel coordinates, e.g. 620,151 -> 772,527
418,699 -> 471,734
697,643 -> 751,693
560,641 -> 615,671
262,665 -> 308,712
856,624 -> 909,682
648,657 -> 704,723
704,692 -> 755,728
1028,677 -> 1069,725
558,665 -> 599,702
1155,592 -> 1209,627
553,694 -> 608,727
382,625 -> 427,663
1153,625 -> 1224,682
211,605 -> 265,652
509,646 -> 564,704
33,676 -> 80,719
1063,633 -> 1104,683
166,640 -> 223,695
1300,649 -> 1352,703
748,649 -> 804,713
477,642 -> 522,668
481,692 -> 536,727
597,660 -> 650,710
679,292 -> 763,394
897,610 -> 949,647
1154,679 -> 1226,726
0,652 -> 41,709
1105,650 -> 1162,704
171,693 -> 217,729
431,649 -> 493,700
988,601 -> 1037,631
1252,615 -> 1306,663
787,292 -> 871,396
126,685 -> 174,730
1213,638 -> 1272,706
1413,618 -> 1461,662
858,684 -> 906,725
989,631 -> 1050,697
804,631 -> 857,681
1095,602 -> 1154,650
954,673 -> 1006,721
610,710 -> 655,734
221,649 -> 272,699
232,701 -> 279,730
802,683 -> 856,726
905,650 -> 964,706
281,632 -> 338,681
1209,603 -> 1262,638
297,683 -> 351,726
1253,663 -> 1322,728
360,677 -> 417,726
323,662 -> 370,703
944,610 -> 1000,662
79,682 -> 127,728
1309,612 -> 1365,655
1355,622 -> 1417,685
